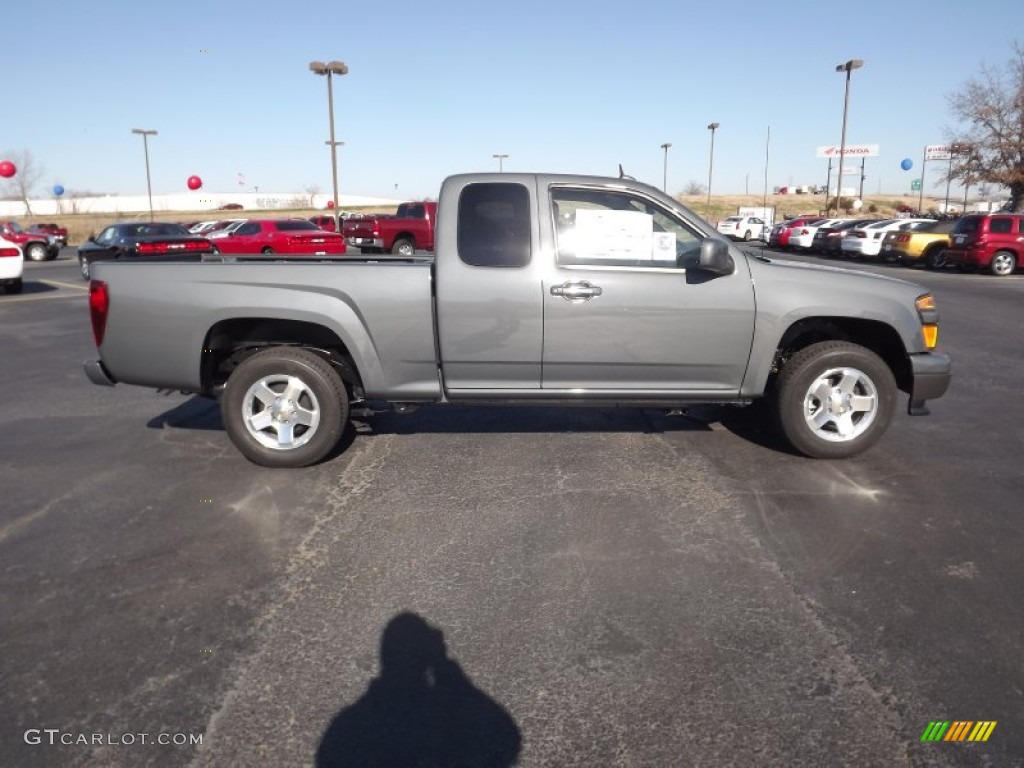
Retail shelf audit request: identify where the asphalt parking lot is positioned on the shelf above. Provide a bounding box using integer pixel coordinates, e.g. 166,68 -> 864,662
1,248 -> 1022,767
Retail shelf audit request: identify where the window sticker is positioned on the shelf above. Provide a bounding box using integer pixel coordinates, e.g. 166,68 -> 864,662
573,209 -> 654,261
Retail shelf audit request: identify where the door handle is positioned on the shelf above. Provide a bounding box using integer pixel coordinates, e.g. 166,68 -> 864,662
550,281 -> 603,301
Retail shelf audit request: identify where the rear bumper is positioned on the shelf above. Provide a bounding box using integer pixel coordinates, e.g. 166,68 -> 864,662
346,236 -> 383,249
943,248 -> 984,267
83,358 -> 117,387
907,352 -> 951,415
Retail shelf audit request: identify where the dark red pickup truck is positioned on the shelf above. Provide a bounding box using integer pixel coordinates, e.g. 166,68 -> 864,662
342,201 -> 437,256
1,221 -> 61,261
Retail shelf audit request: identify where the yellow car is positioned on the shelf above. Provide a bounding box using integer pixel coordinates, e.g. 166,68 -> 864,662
880,219 -> 956,269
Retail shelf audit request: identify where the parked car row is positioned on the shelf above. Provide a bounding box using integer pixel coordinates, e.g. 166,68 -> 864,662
767,212 -> 1023,276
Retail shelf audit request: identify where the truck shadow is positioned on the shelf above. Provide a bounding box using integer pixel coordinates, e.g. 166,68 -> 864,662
315,612 -> 521,768
147,396 -> 802,462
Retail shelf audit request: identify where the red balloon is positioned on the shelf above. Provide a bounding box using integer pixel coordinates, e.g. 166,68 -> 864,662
0,160 -> 16,178
187,175 -> 202,190
326,200 -> 335,209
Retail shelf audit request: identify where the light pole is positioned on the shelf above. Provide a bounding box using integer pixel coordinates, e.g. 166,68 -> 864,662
493,154 -> 508,172
706,122 -> 720,216
660,143 -> 672,192
131,128 -> 157,221
833,59 -> 863,214
310,60 -> 348,231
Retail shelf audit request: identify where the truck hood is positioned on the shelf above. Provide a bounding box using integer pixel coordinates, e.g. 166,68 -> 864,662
747,252 -> 922,291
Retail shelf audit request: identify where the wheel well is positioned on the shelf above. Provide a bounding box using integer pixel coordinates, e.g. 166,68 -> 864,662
772,317 -> 911,393
201,318 -> 363,395
392,232 -> 415,246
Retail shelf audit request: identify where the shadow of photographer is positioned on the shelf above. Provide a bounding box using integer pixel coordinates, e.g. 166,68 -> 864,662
316,612 -> 521,768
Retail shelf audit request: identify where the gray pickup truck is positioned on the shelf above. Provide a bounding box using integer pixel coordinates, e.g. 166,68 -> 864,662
84,173 -> 951,467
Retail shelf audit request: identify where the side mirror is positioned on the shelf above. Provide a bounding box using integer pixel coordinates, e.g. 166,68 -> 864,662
694,237 -> 734,275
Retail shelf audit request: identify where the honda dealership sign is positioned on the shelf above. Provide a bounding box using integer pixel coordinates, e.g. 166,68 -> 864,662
816,144 -> 880,158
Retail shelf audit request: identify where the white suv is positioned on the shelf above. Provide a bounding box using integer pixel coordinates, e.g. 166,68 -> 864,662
1,235 -> 24,294
716,216 -> 766,242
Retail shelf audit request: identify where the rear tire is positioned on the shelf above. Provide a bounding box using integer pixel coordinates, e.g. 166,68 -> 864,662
261,247 -> 274,254
924,246 -> 947,270
79,256 -> 90,280
4,278 -> 22,294
222,347 -> 349,468
391,237 -> 415,256
742,230 -> 752,242
774,341 -> 896,459
989,250 -> 1016,277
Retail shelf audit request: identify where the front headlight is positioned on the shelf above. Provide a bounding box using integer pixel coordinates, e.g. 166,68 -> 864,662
916,293 -> 939,349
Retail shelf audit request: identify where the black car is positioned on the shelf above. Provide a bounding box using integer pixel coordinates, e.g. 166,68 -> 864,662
813,219 -> 873,257
77,222 -> 214,280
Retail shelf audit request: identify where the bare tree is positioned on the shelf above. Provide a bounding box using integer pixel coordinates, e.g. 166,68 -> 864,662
0,149 -> 44,215
683,180 -> 706,196
945,42 -> 1024,211
304,184 -> 321,207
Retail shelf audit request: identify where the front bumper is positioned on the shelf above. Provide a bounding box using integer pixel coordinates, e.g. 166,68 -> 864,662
83,358 -> 117,387
907,352 -> 951,415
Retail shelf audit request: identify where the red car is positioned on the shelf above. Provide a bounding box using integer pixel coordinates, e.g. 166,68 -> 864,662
309,215 -> 337,232
211,219 -> 346,255
767,216 -> 826,249
943,213 -> 1023,276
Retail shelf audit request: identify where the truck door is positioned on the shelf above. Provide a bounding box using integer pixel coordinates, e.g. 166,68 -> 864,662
434,180 -> 544,390
540,184 -> 755,393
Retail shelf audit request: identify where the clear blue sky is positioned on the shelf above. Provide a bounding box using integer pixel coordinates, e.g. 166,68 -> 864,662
3,0 -> 1018,200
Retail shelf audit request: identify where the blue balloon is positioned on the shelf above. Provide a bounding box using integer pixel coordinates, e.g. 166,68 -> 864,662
900,159 -> 913,171
53,184 -> 65,196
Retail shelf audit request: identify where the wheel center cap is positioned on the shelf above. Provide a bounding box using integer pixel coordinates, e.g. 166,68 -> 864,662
828,391 -> 850,414
271,398 -> 297,422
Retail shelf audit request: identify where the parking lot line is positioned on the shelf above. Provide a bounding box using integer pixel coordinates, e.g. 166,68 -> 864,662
1,291 -> 86,304
39,279 -> 89,291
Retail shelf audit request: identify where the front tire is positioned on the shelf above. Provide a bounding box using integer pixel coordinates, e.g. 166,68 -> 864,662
79,256 -> 90,280
26,243 -> 48,262
989,250 -> 1016,277
774,341 -> 896,459
261,246 -> 275,254
222,347 -> 348,468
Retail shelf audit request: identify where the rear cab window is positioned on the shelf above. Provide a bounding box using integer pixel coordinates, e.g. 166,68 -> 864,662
457,183 -> 532,268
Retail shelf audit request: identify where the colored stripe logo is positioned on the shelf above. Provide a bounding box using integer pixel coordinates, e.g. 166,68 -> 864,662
920,721 -> 997,742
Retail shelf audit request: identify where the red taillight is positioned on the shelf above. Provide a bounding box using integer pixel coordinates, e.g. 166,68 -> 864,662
896,234 -> 911,243
0,247 -> 20,257
89,280 -> 109,347
799,229 -> 809,235
136,240 -> 210,254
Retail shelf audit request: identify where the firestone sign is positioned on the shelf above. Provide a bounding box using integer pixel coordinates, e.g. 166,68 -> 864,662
816,144 -> 880,158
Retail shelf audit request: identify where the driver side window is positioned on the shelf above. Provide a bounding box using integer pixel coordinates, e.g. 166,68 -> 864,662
551,187 -> 702,269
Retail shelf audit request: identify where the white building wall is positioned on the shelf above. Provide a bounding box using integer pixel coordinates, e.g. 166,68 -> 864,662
0,192 -> 405,217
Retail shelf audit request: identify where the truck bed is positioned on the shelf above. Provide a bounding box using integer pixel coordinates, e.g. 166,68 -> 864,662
91,257 -> 440,399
